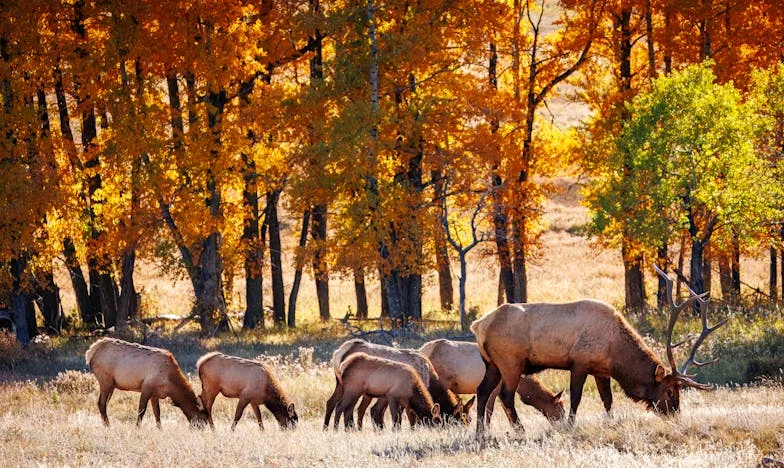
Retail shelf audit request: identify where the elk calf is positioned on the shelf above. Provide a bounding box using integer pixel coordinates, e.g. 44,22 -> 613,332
333,353 -> 441,430
85,338 -> 209,428
324,339 -> 467,429
419,339 -> 564,422
197,352 -> 297,431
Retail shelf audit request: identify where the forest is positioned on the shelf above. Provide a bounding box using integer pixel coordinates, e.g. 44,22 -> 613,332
1,0 -> 784,345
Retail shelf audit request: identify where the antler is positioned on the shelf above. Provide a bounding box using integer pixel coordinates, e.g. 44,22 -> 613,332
653,265 -> 728,390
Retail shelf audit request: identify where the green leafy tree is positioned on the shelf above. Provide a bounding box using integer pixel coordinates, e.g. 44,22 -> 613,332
588,63 -> 777,298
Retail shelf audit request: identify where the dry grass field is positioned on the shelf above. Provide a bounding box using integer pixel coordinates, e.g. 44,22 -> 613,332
2,177 -> 782,466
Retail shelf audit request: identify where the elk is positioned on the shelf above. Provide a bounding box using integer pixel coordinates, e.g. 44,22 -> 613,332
196,352 -> 298,431
419,339 -> 565,422
472,266 -> 728,434
323,339 -> 468,429
333,353 -> 442,430
85,338 -> 209,428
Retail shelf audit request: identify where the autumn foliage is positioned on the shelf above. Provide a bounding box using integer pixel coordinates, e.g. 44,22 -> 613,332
1,0 -> 783,341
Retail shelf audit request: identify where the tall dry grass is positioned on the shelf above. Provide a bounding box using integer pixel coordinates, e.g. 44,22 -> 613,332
0,359 -> 782,467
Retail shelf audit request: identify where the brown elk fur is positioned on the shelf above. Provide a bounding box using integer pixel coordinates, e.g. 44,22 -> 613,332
323,339 -> 467,429
333,353 -> 441,430
85,338 -> 208,428
472,301 -> 686,434
196,352 -> 297,430
419,339 -> 564,422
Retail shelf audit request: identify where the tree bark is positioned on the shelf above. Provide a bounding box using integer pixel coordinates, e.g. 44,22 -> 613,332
719,253 -> 732,298
241,153 -> 264,330
311,204 -> 330,321
731,232 -> 741,297
354,267 -> 368,319
10,258 -> 32,346
288,209 -> 311,327
702,246 -> 712,297
770,246 -> 778,300
432,169 -> 453,311
656,244 -> 668,310
622,243 -> 646,312
267,189 -> 286,325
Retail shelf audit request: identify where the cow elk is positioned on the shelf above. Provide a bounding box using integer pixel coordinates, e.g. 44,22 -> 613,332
419,339 -> 565,422
333,353 -> 441,430
197,352 -> 298,431
472,266 -> 728,434
85,338 -> 209,428
323,339 -> 468,429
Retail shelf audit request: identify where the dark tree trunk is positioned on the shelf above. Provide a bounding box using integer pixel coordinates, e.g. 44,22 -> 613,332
380,268 -> 389,317
690,238 -> 706,314
10,258 -> 32,346
511,212 -> 527,303
117,248 -> 137,328
354,267 -> 368,319
731,233 -> 741,296
241,153 -> 264,330
36,269 -> 63,334
719,254 -> 732,298
656,243 -> 668,310
401,275 -> 422,320
267,189 -> 286,325
702,246 -> 712,297
288,209 -> 311,327
432,169 -> 453,311
622,245 -> 646,312
311,203 -> 330,321
62,237 -> 91,324
770,246 -> 778,301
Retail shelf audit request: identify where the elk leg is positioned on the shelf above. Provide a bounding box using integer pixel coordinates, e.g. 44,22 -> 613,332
356,395 -> 372,430
389,399 -> 401,430
370,398 -> 388,429
568,368 -> 589,425
97,383 -> 114,427
594,376 -> 613,416
341,394 -> 362,431
232,398 -> 251,431
151,396 -> 162,429
405,408 -> 416,428
251,403 -> 264,431
475,359 -> 502,435
200,387 -> 219,430
323,377 -> 343,430
137,388 -> 153,427
499,381 -> 522,431
486,383 -> 502,425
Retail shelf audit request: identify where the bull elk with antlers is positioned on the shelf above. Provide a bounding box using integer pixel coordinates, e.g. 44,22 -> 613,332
471,266 -> 729,434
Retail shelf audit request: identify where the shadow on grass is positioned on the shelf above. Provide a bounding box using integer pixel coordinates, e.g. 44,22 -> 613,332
372,433 -> 505,461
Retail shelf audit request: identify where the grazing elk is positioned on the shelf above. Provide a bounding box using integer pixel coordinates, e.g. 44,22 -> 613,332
472,266 -> 728,434
85,338 -> 209,428
419,339 -> 565,422
196,352 -> 298,431
323,339 -> 468,429
333,353 -> 442,430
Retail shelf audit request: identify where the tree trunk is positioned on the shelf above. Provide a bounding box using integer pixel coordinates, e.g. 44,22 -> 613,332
770,246 -> 778,301
731,232 -> 741,297
62,237 -> 91,324
719,253 -> 732,298
10,258 -> 32,346
702,246 -> 712,297
656,243 -> 668,310
288,209 -> 311,327
311,203 -> 330,321
267,189 -> 286,325
354,267 -> 368,319
458,254 -> 468,332
241,153 -> 264,330
36,268 -> 64,334
622,245 -> 646,312
690,238 -> 706,313
432,169 -> 453,311
379,267 -> 389,317
511,211 -> 527,303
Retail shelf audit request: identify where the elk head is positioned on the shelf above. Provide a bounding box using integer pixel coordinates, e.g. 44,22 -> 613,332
652,265 -> 730,414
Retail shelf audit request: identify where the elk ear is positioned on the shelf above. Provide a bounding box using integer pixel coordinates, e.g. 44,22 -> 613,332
431,403 -> 440,418
655,365 -> 669,383
554,389 -> 565,404
287,403 -> 296,417
463,396 -> 476,413
196,395 -> 205,411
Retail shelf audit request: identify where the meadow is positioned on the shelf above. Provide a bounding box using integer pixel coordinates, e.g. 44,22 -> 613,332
1,177 -> 782,467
